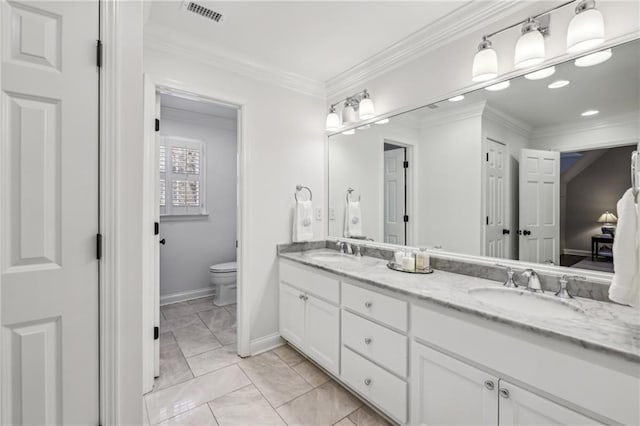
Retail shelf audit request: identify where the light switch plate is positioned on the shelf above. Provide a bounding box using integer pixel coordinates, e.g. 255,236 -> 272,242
315,207 -> 322,221
329,208 -> 335,220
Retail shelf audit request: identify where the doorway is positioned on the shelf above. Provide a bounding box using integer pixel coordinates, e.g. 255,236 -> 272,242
142,82 -> 245,394
383,142 -> 408,245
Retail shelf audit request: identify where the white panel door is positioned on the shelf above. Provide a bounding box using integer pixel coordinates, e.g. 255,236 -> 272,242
304,294 -> 339,375
519,149 -> 560,265
1,1 -> 99,424
279,283 -> 306,349
411,342 -> 498,426
498,380 -> 602,425
384,148 -> 405,245
485,140 -> 507,259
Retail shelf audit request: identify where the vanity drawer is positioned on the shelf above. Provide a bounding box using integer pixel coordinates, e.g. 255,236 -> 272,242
342,282 -> 408,332
342,310 -> 407,377
280,260 -> 340,304
341,346 -> 407,423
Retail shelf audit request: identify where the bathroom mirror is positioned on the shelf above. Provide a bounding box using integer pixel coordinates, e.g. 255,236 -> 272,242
328,39 -> 639,273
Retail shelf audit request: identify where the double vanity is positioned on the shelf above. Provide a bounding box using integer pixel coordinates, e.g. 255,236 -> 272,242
277,243 -> 639,425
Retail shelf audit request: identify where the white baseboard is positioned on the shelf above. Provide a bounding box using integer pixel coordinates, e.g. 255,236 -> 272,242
249,332 -> 283,356
563,249 -> 590,256
160,287 -> 215,306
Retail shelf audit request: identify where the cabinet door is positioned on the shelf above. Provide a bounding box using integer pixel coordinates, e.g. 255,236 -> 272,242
411,342 -> 498,425
305,295 -> 340,375
279,283 -> 306,348
498,380 -> 602,425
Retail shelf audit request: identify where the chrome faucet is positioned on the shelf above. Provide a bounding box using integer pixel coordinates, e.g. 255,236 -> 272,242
496,264 -> 518,288
555,274 -> 586,299
521,269 -> 543,293
336,240 -> 353,254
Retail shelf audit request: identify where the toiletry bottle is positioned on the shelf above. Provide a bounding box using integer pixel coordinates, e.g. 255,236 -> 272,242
417,248 -> 430,271
403,250 -> 415,272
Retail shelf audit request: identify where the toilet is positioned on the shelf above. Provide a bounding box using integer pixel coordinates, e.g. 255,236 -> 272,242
209,261 -> 237,306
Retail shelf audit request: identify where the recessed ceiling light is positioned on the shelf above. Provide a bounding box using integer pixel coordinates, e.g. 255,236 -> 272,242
524,66 -> 556,80
449,95 -> 465,102
341,129 -> 355,135
581,110 -> 599,116
485,81 -> 510,91
575,49 -> 612,67
374,118 -> 389,125
548,80 -> 570,89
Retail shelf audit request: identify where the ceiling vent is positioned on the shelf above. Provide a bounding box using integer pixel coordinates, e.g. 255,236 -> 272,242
183,1 -> 223,22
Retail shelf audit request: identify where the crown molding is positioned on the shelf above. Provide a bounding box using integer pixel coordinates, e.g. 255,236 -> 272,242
483,105 -> 533,138
325,0 -> 532,98
144,24 -> 326,99
419,100 -> 487,128
531,111 -> 640,139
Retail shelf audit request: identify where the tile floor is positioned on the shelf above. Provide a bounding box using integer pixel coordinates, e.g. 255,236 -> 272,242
144,297 -> 391,426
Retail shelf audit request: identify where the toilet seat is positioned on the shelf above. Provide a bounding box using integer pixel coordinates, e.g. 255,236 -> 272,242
209,261 -> 237,273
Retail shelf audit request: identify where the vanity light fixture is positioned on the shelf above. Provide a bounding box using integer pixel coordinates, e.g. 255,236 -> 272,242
575,48 -> 612,67
567,0 -> 605,53
524,66 -> 555,80
325,105 -> 341,131
548,80 -> 570,89
342,100 -> 357,125
358,90 -> 376,120
374,118 -> 389,125
341,128 -> 355,135
471,37 -> 498,82
514,18 -> 546,69
449,95 -> 465,102
485,81 -> 511,91
325,89 -> 377,132
581,109 -> 599,116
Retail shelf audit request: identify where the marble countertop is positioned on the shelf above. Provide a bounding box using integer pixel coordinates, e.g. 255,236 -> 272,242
279,249 -> 640,363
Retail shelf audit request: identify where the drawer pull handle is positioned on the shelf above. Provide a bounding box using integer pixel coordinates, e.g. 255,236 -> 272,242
364,337 -> 372,345
484,380 -> 494,391
364,378 -> 372,386
499,388 -> 510,399
364,301 -> 373,308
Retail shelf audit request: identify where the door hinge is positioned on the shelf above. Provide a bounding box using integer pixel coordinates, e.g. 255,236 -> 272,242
235,240 -> 238,248
96,39 -> 103,68
154,326 -> 159,340
154,222 -> 160,235
155,118 -> 160,132
96,233 -> 102,260
486,153 -> 489,162
403,160 -> 409,168
403,215 -> 409,223
486,216 -> 489,225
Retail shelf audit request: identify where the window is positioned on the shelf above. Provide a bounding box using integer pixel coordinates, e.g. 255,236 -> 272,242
159,136 -> 206,216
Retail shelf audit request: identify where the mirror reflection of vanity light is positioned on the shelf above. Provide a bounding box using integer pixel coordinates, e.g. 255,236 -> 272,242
575,49 -> 612,67
581,109 -> 599,116
374,118 -> 389,125
358,124 -> 371,130
341,128 -> 355,135
524,66 -> 556,80
485,81 -> 511,91
548,80 -> 570,89
448,95 -> 465,102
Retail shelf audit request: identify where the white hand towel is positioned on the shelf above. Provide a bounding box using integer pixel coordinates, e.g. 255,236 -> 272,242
609,188 -> 640,308
292,200 -> 313,242
344,200 -> 363,238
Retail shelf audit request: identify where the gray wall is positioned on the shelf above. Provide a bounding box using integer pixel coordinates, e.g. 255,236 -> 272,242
159,106 -> 237,300
565,145 -> 635,252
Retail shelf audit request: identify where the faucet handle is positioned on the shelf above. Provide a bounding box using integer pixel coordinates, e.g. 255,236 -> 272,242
495,263 -> 517,288
556,275 -> 586,299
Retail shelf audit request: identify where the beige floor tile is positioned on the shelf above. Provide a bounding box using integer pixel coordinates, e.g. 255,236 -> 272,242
155,404 -> 218,426
273,344 -> 304,366
145,364 -> 250,424
276,381 -> 362,426
209,385 -> 285,425
333,418 -> 356,426
161,302 -> 200,320
213,327 -> 237,345
348,405 -> 391,426
173,323 -> 221,357
153,344 -> 194,391
293,361 -> 330,387
238,351 -> 312,407
161,313 -> 205,333
187,345 -> 241,377
199,309 -> 236,333
188,298 -> 216,313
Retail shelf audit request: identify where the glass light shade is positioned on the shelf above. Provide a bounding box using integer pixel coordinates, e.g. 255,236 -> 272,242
575,49 -> 611,67
514,30 -> 545,69
358,98 -> 375,120
548,80 -> 570,89
581,109 -> 599,116
597,211 -> 617,223
325,111 -> 340,131
524,66 -> 555,80
485,80 -> 510,91
375,118 -> 389,125
341,128 -> 355,135
342,104 -> 356,124
567,8 -> 605,53
472,47 -> 498,82
449,95 -> 465,102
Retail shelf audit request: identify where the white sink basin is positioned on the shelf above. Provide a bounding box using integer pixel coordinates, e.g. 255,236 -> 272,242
305,252 -> 357,263
468,287 -> 585,319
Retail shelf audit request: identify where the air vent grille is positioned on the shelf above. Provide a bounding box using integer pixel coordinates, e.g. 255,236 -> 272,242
185,2 -> 223,22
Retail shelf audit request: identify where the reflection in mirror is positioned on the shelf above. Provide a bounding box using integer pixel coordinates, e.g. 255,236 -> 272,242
328,40 -> 640,273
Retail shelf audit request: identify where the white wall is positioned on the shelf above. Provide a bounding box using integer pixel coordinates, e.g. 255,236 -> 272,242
144,46 -> 325,352
159,106 -> 237,301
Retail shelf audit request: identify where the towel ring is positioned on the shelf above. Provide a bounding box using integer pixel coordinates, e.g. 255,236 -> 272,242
346,187 -> 361,203
295,185 -> 312,202
632,151 -> 639,203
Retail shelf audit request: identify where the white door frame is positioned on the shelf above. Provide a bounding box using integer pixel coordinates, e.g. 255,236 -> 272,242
141,75 -> 250,362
